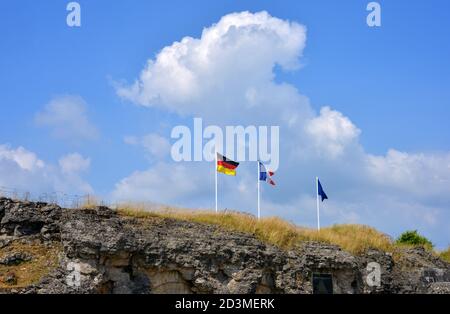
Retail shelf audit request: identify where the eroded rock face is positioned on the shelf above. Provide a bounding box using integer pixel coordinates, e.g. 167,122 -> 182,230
0,252 -> 32,266
0,198 -> 61,240
0,198 -> 449,294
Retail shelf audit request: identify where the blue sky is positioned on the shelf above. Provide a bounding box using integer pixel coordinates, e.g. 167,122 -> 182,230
1,1 -> 449,248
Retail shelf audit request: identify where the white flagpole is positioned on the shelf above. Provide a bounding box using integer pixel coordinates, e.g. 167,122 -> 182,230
257,162 -> 260,220
215,150 -> 218,213
316,176 -> 320,231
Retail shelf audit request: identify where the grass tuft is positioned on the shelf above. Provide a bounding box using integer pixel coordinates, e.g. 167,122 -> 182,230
440,247 -> 450,263
0,240 -> 61,289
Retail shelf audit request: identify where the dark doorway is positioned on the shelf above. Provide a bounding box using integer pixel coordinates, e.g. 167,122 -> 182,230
312,273 -> 333,294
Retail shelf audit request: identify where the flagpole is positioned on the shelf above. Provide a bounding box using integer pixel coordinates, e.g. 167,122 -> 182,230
316,176 -> 320,231
257,162 -> 260,220
215,150 -> 218,213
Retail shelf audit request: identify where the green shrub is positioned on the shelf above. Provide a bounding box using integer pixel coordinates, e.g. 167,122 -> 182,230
396,230 -> 433,249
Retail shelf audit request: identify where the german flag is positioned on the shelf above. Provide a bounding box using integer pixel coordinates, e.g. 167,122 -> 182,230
217,153 -> 239,176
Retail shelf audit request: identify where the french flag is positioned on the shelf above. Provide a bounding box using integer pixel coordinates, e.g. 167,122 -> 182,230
259,162 -> 276,186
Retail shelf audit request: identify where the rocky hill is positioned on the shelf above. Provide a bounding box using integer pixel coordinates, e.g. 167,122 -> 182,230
0,197 -> 449,294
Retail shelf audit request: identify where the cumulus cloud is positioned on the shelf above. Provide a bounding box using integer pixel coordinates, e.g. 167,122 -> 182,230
0,144 -> 93,196
0,145 -> 44,171
116,11 -> 310,124
112,11 -> 450,247
305,107 -> 361,158
35,95 -> 99,141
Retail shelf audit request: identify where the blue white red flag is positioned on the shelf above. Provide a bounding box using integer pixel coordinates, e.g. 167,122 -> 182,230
259,162 -> 275,186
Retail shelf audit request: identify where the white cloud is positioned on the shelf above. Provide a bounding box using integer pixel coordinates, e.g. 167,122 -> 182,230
123,136 -> 139,146
305,106 -> 361,158
116,11 -> 310,124
59,153 -> 91,174
124,133 -> 171,160
366,149 -> 450,199
0,144 -> 92,196
35,95 -> 99,141
0,145 -> 44,171
111,162 -> 205,205
112,11 -> 450,248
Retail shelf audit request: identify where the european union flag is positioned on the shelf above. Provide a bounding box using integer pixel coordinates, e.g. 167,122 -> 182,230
318,179 -> 328,202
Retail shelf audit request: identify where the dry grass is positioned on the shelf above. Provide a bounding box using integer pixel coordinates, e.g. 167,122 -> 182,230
296,224 -> 394,254
0,240 -> 61,289
117,205 -> 394,255
440,247 -> 450,263
79,195 -> 102,209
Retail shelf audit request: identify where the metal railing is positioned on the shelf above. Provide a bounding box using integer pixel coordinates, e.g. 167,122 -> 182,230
0,186 -> 109,209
